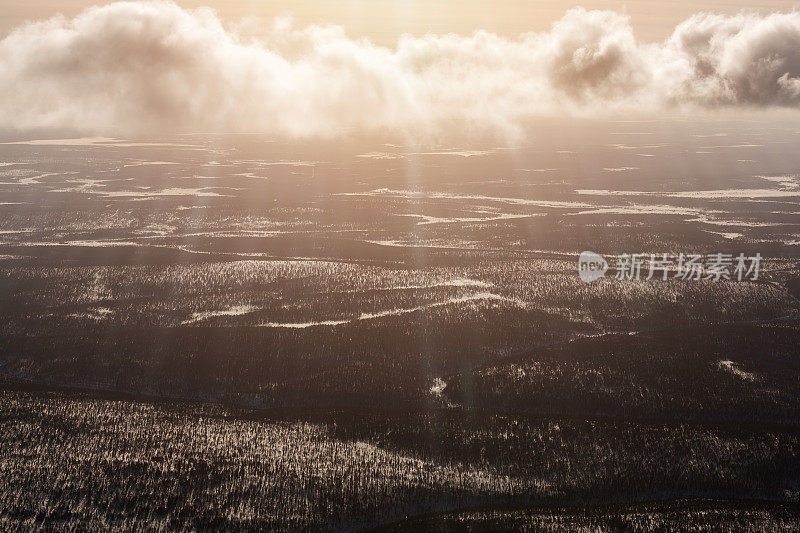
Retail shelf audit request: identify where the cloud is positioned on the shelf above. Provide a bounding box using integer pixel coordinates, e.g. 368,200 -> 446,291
662,11 -> 800,105
1,2 -> 800,140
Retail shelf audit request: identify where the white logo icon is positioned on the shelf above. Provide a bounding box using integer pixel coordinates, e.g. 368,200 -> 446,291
578,251 -> 608,283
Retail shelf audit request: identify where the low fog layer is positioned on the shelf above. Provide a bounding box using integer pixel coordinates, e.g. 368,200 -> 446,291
3,1 -> 800,139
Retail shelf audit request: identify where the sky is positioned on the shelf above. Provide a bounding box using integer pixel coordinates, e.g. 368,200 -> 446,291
3,1 -> 800,44
2,1 -> 800,140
